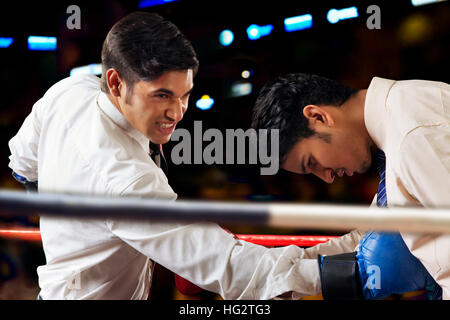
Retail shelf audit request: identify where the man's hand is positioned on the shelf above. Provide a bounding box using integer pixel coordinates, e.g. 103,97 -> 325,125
318,231 -> 442,300
356,231 -> 441,300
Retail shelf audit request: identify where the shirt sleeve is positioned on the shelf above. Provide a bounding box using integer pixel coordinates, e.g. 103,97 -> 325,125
8,97 -> 45,181
303,229 -> 365,259
105,218 -> 322,299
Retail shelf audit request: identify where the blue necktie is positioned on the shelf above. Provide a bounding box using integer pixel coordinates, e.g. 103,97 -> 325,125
375,149 -> 387,207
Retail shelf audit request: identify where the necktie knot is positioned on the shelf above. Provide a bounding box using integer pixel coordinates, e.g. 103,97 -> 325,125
374,149 -> 386,176
149,142 -> 168,175
149,142 -> 160,156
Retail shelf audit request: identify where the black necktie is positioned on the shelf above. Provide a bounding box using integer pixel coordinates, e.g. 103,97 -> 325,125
147,142 -> 168,299
149,141 -> 168,176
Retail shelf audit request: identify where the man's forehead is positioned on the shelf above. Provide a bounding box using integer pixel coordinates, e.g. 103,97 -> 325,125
138,70 -> 194,93
153,69 -> 193,83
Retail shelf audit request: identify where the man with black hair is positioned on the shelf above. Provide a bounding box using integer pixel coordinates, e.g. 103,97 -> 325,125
9,12 -> 329,300
252,73 -> 449,299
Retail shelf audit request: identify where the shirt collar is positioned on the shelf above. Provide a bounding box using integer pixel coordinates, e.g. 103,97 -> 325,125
96,92 -> 150,153
364,77 -> 396,150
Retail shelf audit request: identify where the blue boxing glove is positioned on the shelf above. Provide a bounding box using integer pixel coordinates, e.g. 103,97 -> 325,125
318,231 -> 442,300
356,231 -> 442,300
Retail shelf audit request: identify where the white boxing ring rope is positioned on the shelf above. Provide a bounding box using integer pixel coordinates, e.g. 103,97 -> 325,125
0,189 -> 449,234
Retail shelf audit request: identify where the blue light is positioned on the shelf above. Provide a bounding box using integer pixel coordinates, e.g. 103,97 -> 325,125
411,0 -> 446,6
246,24 -> 274,40
196,95 -> 214,110
230,82 -> 253,98
327,7 -> 359,24
327,9 -> 340,24
70,63 -> 102,76
0,37 -> 14,48
284,14 -> 313,32
138,0 -> 178,8
219,30 -> 234,46
28,36 -> 57,51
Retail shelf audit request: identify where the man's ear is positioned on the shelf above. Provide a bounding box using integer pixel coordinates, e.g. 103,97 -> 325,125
106,68 -> 122,98
302,105 -> 334,128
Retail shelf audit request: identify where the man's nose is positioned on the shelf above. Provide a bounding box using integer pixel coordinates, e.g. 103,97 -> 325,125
312,167 -> 335,184
166,100 -> 186,122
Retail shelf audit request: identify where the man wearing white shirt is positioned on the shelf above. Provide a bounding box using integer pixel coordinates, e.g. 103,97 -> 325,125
8,12 -> 335,300
252,73 -> 449,299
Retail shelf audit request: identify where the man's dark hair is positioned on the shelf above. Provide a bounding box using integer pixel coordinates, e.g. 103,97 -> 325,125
252,73 -> 357,164
100,11 -> 199,95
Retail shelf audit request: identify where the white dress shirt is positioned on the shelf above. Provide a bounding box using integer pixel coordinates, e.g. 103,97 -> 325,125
8,74 -> 328,300
364,77 -> 450,299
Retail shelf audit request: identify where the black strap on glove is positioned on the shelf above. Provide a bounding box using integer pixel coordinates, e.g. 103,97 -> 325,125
318,252 -> 364,300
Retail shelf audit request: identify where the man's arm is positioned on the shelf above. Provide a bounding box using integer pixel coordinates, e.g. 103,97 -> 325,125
318,231 -> 442,300
395,125 -> 450,299
106,218 -> 322,299
8,97 -> 44,182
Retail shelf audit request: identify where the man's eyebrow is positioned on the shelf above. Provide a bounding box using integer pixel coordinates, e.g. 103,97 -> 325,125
183,87 -> 194,97
153,87 -> 194,97
154,88 -> 174,96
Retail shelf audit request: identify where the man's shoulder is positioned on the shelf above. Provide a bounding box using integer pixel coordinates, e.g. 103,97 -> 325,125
388,78 -> 446,104
43,74 -> 101,99
385,78 -> 447,140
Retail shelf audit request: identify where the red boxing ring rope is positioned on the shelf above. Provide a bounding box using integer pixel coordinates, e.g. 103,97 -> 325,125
0,228 -> 337,247
0,228 -> 42,241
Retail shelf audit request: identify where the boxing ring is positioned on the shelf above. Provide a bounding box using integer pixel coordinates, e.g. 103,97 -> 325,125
1,189 -> 449,300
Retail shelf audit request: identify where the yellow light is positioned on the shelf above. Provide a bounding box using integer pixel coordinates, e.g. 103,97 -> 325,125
201,95 -> 210,99
241,70 -> 251,79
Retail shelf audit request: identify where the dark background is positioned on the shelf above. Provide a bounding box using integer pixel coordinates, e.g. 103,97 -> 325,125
0,0 -> 448,299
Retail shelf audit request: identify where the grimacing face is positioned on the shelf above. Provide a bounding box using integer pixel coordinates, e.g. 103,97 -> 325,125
282,132 -> 373,184
117,69 -> 194,144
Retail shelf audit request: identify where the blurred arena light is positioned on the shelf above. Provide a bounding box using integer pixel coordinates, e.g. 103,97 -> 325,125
27,36 -> 57,51
246,24 -> 274,40
284,14 -> 313,32
241,70 -> 252,79
398,13 -> 433,45
196,95 -> 215,110
219,29 -> 234,46
0,37 -> 14,48
411,0 -> 447,6
230,81 -> 253,98
70,63 -> 102,76
327,7 -> 359,24
138,0 -> 179,8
